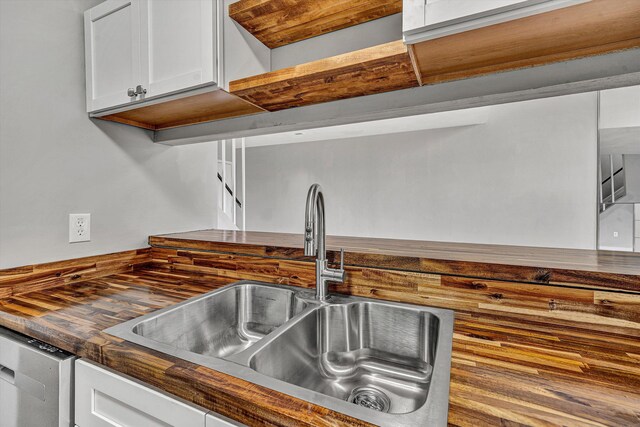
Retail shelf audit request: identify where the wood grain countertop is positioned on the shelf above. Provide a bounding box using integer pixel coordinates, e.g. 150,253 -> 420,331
150,230 -> 640,292
0,264 -> 639,426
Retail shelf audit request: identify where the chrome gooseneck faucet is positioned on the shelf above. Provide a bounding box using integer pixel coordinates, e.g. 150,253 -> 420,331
304,184 -> 346,301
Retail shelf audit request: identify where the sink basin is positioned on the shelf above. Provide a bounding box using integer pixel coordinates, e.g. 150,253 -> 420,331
105,281 -> 453,426
249,302 -> 437,414
130,283 -> 310,359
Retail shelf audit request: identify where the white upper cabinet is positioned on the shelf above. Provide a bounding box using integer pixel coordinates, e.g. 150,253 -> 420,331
423,0 -> 534,25
85,0 -> 142,112
85,0 -> 218,113
139,0 -> 216,99
403,0 -> 590,43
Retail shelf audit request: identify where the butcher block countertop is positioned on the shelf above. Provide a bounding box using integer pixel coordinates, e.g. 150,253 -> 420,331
0,232 -> 639,426
150,229 -> 640,292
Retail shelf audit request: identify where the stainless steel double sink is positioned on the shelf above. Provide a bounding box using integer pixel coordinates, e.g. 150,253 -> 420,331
106,281 -> 454,426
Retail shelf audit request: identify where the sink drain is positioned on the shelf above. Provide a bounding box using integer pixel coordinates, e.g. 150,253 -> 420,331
348,386 -> 391,413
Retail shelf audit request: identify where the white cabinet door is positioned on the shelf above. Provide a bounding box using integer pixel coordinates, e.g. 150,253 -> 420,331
75,360 -> 206,427
404,0 -> 589,42
139,0 -> 216,99
84,0 -> 142,112
424,0 -> 537,26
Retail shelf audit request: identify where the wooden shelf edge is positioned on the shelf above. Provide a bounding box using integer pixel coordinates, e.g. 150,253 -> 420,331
410,0 -> 640,85
98,115 -> 158,131
407,45 -> 423,86
416,38 -> 640,86
95,90 -> 266,131
229,40 -> 420,111
229,0 -> 402,49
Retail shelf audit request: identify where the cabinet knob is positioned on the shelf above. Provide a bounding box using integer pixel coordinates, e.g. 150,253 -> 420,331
135,85 -> 147,96
127,88 -> 136,97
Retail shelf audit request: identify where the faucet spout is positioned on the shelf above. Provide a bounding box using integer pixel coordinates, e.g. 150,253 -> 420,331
303,184 -> 345,301
304,184 -> 324,258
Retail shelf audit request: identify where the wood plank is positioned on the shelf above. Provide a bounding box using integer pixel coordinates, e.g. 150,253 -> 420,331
98,90 -> 265,130
0,249 -> 151,297
228,0 -> 402,49
229,40 -> 420,111
410,0 -> 640,85
1,265 -> 639,426
150,248 -> 640,337
149,230 -> 640,292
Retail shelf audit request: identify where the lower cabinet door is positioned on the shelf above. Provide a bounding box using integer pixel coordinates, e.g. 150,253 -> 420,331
75,359 -> 206,427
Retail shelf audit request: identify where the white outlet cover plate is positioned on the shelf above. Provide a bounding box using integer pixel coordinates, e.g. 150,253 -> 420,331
69,213 -> 91,243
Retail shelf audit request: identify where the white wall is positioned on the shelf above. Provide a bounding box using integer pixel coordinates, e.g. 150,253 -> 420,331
271,14 -> 402,69
623,155 -> 640,201
599,86 -> 640,129
245,93 -> 598,249
0,0 -> 218,268
596,155 -> 640,252
598,204 -> 634,251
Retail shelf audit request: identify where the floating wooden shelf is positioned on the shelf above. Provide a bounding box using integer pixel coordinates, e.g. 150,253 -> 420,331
409,0 -> 640,85
229,0 -> 402,48
97,90 -> 265,131
229,40 -> 419,111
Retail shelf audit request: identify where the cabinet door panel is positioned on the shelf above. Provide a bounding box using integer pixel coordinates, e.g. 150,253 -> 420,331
75,360 -> 205,427
424,0 -> 534,26
85,0 -> 141,112
404,0 -> 588,42
140,0 -> 215,98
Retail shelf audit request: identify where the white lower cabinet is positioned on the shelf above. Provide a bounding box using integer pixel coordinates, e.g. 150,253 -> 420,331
75,359 -> 242,427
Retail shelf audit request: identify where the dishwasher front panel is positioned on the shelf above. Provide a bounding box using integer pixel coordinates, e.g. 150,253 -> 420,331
0,327 -> 75,427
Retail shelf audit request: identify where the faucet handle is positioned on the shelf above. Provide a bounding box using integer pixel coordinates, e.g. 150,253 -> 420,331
338,248 -> 347,283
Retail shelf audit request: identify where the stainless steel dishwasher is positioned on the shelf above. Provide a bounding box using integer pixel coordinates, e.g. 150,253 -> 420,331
0,326 -> 75,427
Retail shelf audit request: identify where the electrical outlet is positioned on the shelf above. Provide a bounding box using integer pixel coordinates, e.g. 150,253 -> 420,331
69,214 -> 91,243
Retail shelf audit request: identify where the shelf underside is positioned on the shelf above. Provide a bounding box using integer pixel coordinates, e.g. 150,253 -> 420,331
229,0 -> 402,48
97,90 -> 265,131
